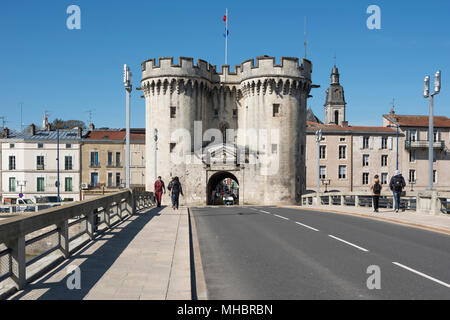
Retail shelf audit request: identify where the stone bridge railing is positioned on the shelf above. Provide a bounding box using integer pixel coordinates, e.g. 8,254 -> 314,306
301,190 -> 450,216
0,189 -> 155,299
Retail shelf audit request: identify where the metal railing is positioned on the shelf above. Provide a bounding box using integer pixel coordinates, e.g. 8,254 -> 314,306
0,189 -> 155,299
405,140 -> 445,149
301,190 -> 450,215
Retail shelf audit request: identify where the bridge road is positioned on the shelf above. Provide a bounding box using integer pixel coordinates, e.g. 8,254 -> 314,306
8,206 -> 191,300
192,206 -> 450,299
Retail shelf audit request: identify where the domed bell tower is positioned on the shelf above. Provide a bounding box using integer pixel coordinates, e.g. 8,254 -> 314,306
324,65 -> 346,126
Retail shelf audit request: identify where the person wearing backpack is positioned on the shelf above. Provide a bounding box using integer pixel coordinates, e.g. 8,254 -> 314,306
167,176 -> 183,210
389,170 -> 406,213
370,175 -> 382,212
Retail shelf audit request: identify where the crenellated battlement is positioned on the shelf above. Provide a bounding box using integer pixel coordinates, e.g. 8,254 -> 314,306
141,56 -> 312,86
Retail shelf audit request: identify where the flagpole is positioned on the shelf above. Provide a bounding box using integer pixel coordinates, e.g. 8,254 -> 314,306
225,8 -> 228,65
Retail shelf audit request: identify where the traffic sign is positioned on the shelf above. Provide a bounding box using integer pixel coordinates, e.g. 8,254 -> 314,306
19,193 -> 23,198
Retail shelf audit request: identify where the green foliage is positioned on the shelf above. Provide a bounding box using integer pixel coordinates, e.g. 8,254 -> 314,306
51,118 -> 86,130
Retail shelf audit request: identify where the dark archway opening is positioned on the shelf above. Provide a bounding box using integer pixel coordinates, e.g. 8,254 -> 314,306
207,171 -> 239,205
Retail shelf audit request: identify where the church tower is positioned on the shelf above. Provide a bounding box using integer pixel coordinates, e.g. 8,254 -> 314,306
324,65 -> 346,126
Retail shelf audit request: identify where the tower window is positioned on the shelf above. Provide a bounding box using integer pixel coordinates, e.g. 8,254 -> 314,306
170,143 -> 176,153
232,109 -> 237,117
334,111 -> 339,125
170,107 -> 176,118
273,104 -> 280,117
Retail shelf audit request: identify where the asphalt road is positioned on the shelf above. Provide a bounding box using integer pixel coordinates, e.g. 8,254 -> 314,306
192,205 -> 450,299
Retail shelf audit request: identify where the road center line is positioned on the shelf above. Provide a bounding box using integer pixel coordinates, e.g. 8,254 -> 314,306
274,214 -> 289,220
259,210 -> 271,214
328,235 -> 369,252
392,262 -> 450,289
295,221 -> 319,232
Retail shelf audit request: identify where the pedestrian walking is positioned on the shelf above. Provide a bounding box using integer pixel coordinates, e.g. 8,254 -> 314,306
154,176 -> 166,207
389,170 -> 406,213
168,176 -> 183,210
370,175 -> 382,212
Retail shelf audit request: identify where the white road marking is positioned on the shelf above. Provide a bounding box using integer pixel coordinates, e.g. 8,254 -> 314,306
274,214 -> 289,221
392,262 -> 450,289
259,210 -> 271,214
328,235 -> 369,252
295,221 -> 319,232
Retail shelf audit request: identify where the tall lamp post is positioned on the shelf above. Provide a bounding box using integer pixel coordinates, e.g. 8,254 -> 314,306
123,65 -> 133,189
315,129 -> 322,194
423,71 -> 441,190
387,123 -> 399,170
154,128 -> 158,183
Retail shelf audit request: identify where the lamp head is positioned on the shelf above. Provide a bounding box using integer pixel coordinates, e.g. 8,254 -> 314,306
434,70 -> 441,94
424,76 -> 430,98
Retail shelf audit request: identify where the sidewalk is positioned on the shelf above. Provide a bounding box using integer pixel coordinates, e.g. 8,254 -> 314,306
8,206 -> 191,300
282,205 -> 450,235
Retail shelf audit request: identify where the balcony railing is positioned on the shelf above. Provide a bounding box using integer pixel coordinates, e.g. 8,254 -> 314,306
405,140 -> 445,149
36,164 -> 45,170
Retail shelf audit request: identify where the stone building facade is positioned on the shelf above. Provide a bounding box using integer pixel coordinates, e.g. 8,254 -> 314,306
141,56 -> 314,205
306,65 -> 450,193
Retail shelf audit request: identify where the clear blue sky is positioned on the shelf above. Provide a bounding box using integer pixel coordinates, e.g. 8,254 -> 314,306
0,0 -> 449,130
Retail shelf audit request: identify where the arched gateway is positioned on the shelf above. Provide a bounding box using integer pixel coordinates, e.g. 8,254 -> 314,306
207,171 -> 239,205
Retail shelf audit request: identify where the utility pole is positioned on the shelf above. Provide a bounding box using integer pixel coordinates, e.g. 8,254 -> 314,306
315,129 -> 322,193
123,65 -> 132,189
57,128 -> 60,202
19,102 -> 24,131
423,71 -> 441,190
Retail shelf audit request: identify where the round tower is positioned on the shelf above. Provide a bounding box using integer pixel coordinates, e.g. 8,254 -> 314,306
239,56 -> 312,204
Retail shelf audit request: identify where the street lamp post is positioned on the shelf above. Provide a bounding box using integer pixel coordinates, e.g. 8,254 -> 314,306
123,65 -> 133,189
16,180 -> 27,194
315,129 -> 322,194
154,128 -> 158,183
423,71 -> 441,190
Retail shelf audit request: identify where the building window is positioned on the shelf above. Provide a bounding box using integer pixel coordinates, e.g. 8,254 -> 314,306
381,137 -> 388,149
433,170 -> 437,183
362,173 -> 369,185
36,156 -> 45,170
409,170 -> 416,183
319,145 -> 326,159
116,152 -> 121,167
381,155 -> 388,167
90,152 -> 99,167
319,166 -> 326,179
409,129 -> 417,142
363,136 -> 370,149
37,177 -> 45,192
409,150 -> 416,163
116,173 -> 121,187
272,144 -> 278,154
66,144 -> 72,148
340,138 -> 346,142
363,154 -> 369,167
381,173 -> 388,185
9,156 -> 16,170
170,107 -> 176,118
339,146 -> 346,159
170,143 -> 176,153
214,109 -> 219,117
338,165 -> 347,179
273,104 -> 280,117
65,177 -> 73,192
108,152 -> 113,166
233,109 -> 238,117
433,150 -> 437,163
108,172 -> 113,187
90,172 -> 98,187
65,156 -> 73,170
37,143 -> 44,149
10,143 -> 15,148
433,130 -> 439,142
9,177 -> 16,192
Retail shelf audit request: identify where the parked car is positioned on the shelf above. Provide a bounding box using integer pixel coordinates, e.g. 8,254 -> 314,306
223,194 -> 235,206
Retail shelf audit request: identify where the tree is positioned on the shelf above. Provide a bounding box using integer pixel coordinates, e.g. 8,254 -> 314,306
51,119 -> 86,130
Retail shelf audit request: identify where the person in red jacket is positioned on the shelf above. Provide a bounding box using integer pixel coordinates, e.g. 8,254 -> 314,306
154,176 -> 166,207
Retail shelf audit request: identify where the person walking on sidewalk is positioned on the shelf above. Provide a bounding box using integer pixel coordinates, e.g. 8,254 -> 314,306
154,176 -> 166,207
370,175 -> 382,213
168,176 -> 183,210
389,170 -> 406,213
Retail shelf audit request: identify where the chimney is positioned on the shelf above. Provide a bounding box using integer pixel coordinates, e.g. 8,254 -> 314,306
2,127 -> 9,138
29,123 -> 36,136
77,127 -> 83,138
89,122 -> 95,131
